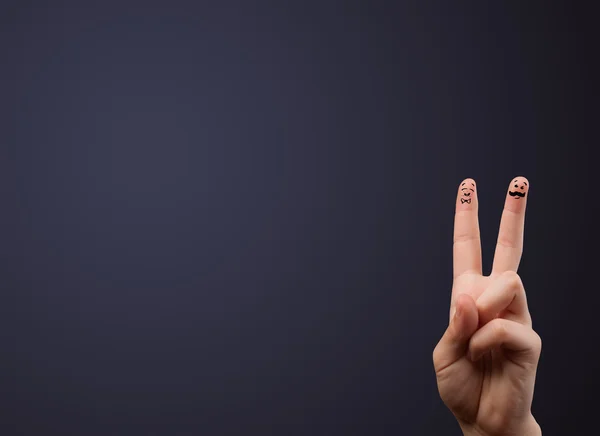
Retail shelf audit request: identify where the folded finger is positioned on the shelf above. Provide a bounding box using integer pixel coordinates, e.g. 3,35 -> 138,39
476,271 -> 531,327
468,318 -> 541,365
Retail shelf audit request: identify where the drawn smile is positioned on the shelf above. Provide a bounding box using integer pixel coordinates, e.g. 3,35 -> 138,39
509,191 -> 526,199
459,181 -> 476,206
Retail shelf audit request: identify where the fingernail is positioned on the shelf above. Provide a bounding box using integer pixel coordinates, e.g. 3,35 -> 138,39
505,176 -> 529,212
457,178 -> 477,210
453,304 -> 462,323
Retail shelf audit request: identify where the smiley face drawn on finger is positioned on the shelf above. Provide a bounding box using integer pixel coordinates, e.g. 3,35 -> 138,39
459,181 -> 475,204
508,178 -> 528,200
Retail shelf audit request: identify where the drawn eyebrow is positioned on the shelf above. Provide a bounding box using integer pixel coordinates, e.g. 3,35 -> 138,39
523,181 -> 528,185
461,183 -> 465,186
471,182 -> 475,186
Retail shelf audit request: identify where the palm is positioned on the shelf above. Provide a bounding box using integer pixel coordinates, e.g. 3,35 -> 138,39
439,274 -> 527,425
433,177 -> 541,435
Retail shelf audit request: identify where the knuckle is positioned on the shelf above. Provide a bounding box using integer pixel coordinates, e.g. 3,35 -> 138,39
532,331 -> 542,354
432,342 -> 442,365
432,345 -> 438,364
491,319 -> 508,341
432,343 -> 445,371
501,271 -> 525,297
524,312 -> 533,327
453,232 -> 479,244
496,233 -> 519,250
502,270 -> 522,288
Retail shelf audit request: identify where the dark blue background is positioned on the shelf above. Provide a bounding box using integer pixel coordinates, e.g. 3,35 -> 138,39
2,1 -> 597,435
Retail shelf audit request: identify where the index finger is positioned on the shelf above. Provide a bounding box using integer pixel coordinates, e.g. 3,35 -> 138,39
453,178 -> 482,278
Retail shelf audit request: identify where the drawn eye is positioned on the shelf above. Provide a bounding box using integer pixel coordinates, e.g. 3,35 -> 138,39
514,184 -> 518,188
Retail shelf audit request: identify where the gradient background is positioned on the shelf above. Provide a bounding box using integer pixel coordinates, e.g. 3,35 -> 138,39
1,1 -> 598,435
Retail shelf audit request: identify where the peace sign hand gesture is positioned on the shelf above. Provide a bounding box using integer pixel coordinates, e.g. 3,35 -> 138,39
433,177 -> 542,436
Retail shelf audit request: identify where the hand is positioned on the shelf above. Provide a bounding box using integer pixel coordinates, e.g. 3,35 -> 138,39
433,177 -> 542,436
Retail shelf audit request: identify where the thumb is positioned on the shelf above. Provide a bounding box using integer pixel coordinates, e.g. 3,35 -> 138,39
433,293 -> 479,372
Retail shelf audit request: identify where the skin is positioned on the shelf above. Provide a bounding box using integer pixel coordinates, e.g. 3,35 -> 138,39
433,177 -> 542,436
